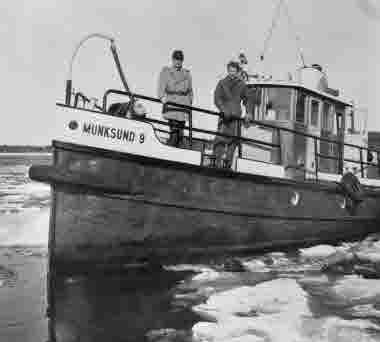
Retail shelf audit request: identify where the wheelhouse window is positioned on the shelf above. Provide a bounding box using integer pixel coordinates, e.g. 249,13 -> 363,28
352,107 -> 368,135
346,108 -> 355,133
265,87 -> 292,121
334,104 -> 345,135
310,99 -> 320,127
322,102 -> 333,131
296,92 -> 306,124
246,87 -> 262,120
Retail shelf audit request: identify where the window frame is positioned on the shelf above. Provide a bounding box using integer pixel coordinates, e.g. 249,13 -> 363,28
308,97 -> 322,129
346,108 -> 355,134
295,90 -> 307,124
322,101 -> 334,132
263,87 -> 293,121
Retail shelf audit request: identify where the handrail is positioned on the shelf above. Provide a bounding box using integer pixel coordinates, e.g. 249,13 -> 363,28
100,89 -> 380,175
74,92 -> 90,108
141,117 -> 281,149
102,89 -> 221,117
102,89 -> 380,154
315,152 -> 377,167
153,119 -> 380,172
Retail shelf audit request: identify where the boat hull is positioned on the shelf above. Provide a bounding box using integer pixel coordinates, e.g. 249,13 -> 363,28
32,141 -> 380,274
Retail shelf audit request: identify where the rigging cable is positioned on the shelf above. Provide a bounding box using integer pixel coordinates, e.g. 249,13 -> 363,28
259,0 -> 306,67
259,0 -> 284,61
110,42 -> 131,93
282,0 -> 306,67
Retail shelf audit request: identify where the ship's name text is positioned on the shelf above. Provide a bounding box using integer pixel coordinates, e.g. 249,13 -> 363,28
82,123 -> 145,144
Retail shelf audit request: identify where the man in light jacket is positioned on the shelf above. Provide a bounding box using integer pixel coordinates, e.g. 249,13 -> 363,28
158,50 -> 193,147
213,61 -> 248,168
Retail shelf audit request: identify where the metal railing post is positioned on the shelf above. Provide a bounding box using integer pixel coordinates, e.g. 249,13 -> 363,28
238,120 -> 242,158
65,80 -> 72,106
277,127 -> 282,165
200,142 -> 205,166
360,148 -> 364,178
314,137 -> 319,181
338,141 -> 344,174
189,111 -> 193,148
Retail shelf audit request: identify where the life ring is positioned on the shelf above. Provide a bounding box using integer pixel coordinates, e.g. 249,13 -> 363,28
340,172 -> 364,203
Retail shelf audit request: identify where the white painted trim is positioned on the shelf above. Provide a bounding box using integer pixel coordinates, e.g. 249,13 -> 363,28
307,171 -> 380,188
55,107 -> 201,165
316,172 -> 341,182
236,158 -> 286,178
248,81 -> 352,105
358,178 -> 380,187
306,171 -> 341,182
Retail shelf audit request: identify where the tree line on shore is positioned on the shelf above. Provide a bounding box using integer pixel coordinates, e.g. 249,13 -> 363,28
0,145 -> 52,153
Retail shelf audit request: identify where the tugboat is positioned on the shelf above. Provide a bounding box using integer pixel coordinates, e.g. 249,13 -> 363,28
29,29 -> 380,274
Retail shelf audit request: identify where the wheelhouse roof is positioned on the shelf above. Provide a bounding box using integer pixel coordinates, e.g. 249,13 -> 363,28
248,80 -> 353,107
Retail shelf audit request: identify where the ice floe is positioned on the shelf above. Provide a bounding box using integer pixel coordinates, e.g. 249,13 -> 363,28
146,328 -> 193,341
322,234 -> 380,278
331,275 -> 380,304
300,245 -> 339,259
191,269 -> 223,282
0,209 -> 49,246
192,278 -> 310,341
348,304 -> 380,318
242,259 -> 271,272
191,277 -> 380,341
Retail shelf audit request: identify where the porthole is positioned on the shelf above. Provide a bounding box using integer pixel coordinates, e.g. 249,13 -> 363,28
68,120 -> 78,130
88,159 -> 99,172
339,197 -> 346,209
290,191 -> 300,206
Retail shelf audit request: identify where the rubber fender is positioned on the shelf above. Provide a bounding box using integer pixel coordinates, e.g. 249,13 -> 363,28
340,172 -> 364,203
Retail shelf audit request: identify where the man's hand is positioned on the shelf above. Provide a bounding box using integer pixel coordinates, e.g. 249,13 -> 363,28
221,111 -> 232,122
243,115 -> 251,128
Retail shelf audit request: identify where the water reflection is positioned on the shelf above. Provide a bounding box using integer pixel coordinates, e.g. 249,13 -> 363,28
48,269 -> 200,342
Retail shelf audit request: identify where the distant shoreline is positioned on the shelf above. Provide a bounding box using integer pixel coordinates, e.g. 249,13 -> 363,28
0,152 -> 52,156
0,146 -> 52,153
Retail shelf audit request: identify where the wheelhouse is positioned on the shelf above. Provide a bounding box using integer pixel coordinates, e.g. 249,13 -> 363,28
241,78 -> 369,180
245,82 -> 352,133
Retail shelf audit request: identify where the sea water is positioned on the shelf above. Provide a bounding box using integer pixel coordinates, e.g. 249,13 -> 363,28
0,154 -> 380,342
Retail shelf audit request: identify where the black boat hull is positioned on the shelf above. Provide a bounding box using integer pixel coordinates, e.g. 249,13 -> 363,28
30,141 -> 380,274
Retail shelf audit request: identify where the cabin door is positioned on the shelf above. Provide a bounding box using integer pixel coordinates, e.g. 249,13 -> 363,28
305,97 -> 322,176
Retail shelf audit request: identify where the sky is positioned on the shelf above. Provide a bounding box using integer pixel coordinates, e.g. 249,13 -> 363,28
0,0 -> 379,145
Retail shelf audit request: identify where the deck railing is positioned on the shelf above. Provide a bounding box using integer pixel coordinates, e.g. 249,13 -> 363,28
96,89 -> 380,178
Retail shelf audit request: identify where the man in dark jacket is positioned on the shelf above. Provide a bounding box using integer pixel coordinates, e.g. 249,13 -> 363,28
213,61 -> 248,168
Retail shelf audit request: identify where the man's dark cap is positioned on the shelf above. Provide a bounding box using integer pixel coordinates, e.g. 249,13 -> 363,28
311,63 -> 323,72
227,61 -> 240,71
172,50 -> 184,61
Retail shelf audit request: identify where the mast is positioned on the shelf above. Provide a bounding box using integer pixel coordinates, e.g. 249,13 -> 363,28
259,0 -> 306,69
